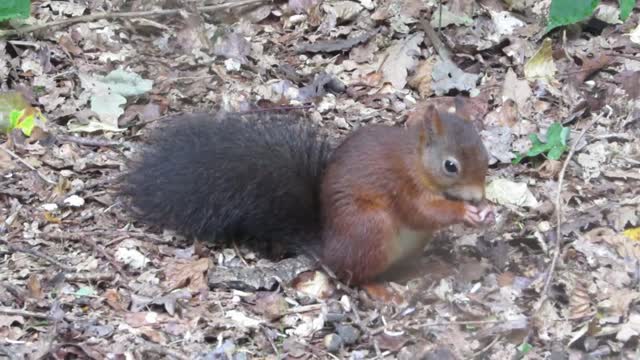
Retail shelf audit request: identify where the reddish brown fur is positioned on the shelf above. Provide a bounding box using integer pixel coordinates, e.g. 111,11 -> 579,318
320,121 -> 479,284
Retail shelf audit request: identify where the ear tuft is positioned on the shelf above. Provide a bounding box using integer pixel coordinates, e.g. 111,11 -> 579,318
422,104 -> 444,139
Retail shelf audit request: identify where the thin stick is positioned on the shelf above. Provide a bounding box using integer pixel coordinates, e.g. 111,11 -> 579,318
57,135 -> 120,147
0,239 -> 74,272
512,114 -> 600,358
533,115 -> 599,312
421,318 -> 507,327
0,146 -> 56,184
232,241 -> 250,266
421,19 -> 452,63
286,303 -> 324,315
0,306 -> 51,320
0,0 -> 269,38
473,335 -> 502,358
261,325 -> 280,356
64,272 -> 116,283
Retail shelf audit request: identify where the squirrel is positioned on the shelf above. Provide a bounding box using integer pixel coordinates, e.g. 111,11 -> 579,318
120,105 -> 493,286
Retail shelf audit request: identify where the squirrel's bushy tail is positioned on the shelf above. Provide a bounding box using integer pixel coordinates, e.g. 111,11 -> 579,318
120,112 -> 332,254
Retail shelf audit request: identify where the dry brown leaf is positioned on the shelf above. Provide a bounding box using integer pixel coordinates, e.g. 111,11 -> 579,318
27,274 -> 43,300
253,291 -> 289,321
140,326 -> 168,344
497,272 -> 515,287
291,271 -> 334,299
164,257 -> 210,293
124,311 -> 159,328
569,282 -> 595,319
407,56 -> 437,98
104,288 -> 127,311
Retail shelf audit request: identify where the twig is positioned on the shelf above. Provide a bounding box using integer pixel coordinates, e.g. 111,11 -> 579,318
420,18 -> 452,63
137,343 -> 188,360
45,231 -> 133,287
0,239 -> 74,272
286,303 -> 324,315
232,240 -> 250,266
79,237 -> 132,285
64,272 -> 116,283
261,325 -> 280,356
473,335 -> 502,358
57,135 -> 120,147
533,114 -> 600,313
0,146 -> 56,184
0,0 -> 270,38
420,318 -> 507,327
0,306 -> 51,320
512,114 -> 601,359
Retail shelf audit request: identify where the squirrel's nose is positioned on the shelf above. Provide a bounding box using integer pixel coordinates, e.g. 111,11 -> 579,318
450,184 -> 485,203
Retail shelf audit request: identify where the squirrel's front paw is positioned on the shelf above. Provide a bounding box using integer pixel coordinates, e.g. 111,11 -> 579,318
463,202 -> 494,226
478,203 -> 495,225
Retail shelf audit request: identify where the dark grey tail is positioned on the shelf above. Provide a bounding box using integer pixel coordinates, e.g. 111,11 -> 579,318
120,112 -> 332,255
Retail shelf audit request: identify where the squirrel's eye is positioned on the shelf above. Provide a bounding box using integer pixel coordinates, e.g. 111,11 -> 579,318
443,159 -> 459,174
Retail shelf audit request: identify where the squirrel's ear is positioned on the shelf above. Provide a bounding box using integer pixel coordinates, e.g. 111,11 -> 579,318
422,105 -> 444,138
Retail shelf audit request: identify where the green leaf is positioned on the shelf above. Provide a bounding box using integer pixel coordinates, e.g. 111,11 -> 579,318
0,0 -> 31,21
547,146 -> 566,160
7,108 -> 46,136
74,287 -> 97,297
512,153 -> 526,164
526,145 -> 548,157
511,122 -> 570,164
545,123 -> 564,143
546,0 -> 601,33
518,342 -> 533,354
619,0 -> 634,21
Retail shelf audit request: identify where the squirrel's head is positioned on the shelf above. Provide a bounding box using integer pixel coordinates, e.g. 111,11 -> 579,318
412,105 -> 489,203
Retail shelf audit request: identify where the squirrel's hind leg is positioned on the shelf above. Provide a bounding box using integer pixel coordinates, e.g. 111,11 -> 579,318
322,207 -> 396,285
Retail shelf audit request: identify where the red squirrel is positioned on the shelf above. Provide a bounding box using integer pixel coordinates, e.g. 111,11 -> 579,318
121,105 -> 493,286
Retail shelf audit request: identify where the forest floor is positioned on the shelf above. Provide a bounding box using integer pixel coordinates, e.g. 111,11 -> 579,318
1,0 -> 640,359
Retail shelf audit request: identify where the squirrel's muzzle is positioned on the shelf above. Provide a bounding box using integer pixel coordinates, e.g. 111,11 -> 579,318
444,184 -> 485,203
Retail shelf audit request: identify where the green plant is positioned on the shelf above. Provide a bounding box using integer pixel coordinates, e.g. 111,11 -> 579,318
5,108 -> 46,136
546,0 -> 635,33
513,122 -> 570,164
0,0 -> 31,22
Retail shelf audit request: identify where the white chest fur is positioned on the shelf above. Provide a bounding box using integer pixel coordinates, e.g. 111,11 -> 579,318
391,227 -> 431,262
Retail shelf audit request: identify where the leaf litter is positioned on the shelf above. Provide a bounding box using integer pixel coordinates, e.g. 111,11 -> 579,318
0,0 -> 640,359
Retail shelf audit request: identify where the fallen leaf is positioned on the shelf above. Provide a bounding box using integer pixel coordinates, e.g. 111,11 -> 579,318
380,32 -> 424,89
226,310 -> 263,328
27,274 -> 44,300
481,126 -> 515,164
104,288 -> 127,311
140,326 -> 168,344
617,313 -> 640,342
629,22 -> 640,44
292,270 -> 334,299
624,227 -> 640,241
524,38 -> 557,82
490,10 -> 525,39
124,311 -> 159,328
329,1 -> 364,23
408,56 -> 437,98
431,59 -> 479,96
212,32 -> 252,64
430,5 -> 473,28
77,69 -> 153,130
289,0 -> 320,13
296,31 -> 374,53
485,178 -> 539,208
115,247 -> 150,270
253,291 -> 289,321
502,68 -> 532,113
164,257 -> 210,292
